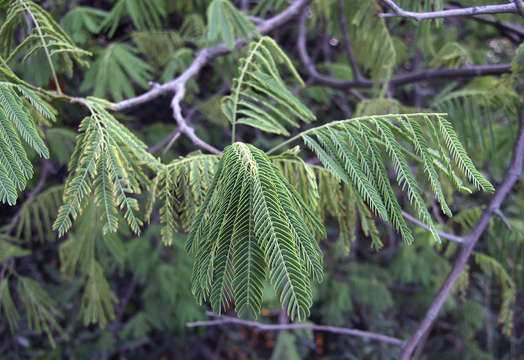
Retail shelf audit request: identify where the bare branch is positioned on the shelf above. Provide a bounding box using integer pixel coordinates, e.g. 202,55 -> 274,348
297,7 -> 371,89
380,0 -> 520,21
400,108 -> 524,359
170,84 -> 222,155
187,312 -> 406,346
297,7 -> 512,90
443,4 -> 524,40
401,211 -> 465,244
380,0 -> 518,21
113,0 -> 311,112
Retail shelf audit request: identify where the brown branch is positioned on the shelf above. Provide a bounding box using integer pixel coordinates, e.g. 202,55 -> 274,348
380,0 -> 519,21
400,108 -> 524,359
187,312 -> 406,346
113,0 -> 311,112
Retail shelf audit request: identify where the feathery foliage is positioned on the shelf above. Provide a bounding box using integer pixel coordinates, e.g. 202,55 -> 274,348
271,113 -> 493,244
81,260 -> 118,328
223,36 -> 315,138
0,234 -> 30,262
430,42 -> 472,69
100,0 -> 167,38
80,43 -> 153,102
17,276 -> 64,346
0,60 -> 55,204
347,0 -> 396,93
61,7 -> 107,45
206,0 -> 256,49
187,143 -> 325,320
474,252 -> 516,336
148,153 -> 220,245
53,97 -> 158,237
274,150 -> 382,252
16,185 -> 63,243
0,0 -> 90,84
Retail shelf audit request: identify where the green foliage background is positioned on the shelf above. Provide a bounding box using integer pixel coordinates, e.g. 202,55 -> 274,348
0,0 -> 523,359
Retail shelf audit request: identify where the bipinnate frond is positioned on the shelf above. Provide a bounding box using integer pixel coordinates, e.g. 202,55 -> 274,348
100,0 -> 167,38
346,0 -> 396,93
273,113 -> 493,244
81,260 -> 118,328
17,276 -> 64,347
207,0 -> 256,49
187,143 -> 325,320
53,98 -> 159,237
148,153 -> 220,245
0,63 -> 56,204
0,0 -> 90,80
222,36 -> 315,137
473,252 -> 516,336
16,185 -> 63,243
430,42 -> 472,69
80,43 -> 153,102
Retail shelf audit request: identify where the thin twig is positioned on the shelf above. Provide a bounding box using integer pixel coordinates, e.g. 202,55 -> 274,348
401,211 -> 465,244
400,108 -> 524,359
170,85 -> 222,155
380,0 -> 519,20
297,6 -> 512,90
187,313 -> 406,346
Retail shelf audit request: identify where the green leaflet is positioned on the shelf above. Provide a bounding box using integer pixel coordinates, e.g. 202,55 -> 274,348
207,0 -> 256,49
0,0 -> 90,84
100,0 -> 167,38
80,43 -> 153,102
223,36 -> 315,139
187,143 -> 325,320
0,73 -> 55,204
271,113 -> 493,244
53,98 -> 155,237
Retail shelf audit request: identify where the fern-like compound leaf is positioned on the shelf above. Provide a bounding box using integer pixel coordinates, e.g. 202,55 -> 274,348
53,98 -> 156,237
0,0 -> 90,81
187,143 -> 324,320
273,113 -> 493,244
207,0 -> 256,49
222,36 -> 315,138
0,66 -> 55,204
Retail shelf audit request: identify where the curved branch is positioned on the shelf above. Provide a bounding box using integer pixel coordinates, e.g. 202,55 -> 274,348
187,313 -> 406,346
400,108 -> 524,359
113,0 -> 311,112
297,7 -> 512,90
380,0 -> 520,21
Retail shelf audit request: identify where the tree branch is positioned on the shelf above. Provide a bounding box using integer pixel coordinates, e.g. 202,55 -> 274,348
170,84 -> 221,154
113,0 -> 311,112
187,312 -> 406,346
380,0 -> 520,21
297,6 -> 512,91
401,211 -> 465,244
400,108 -> 524,359
298,7 -> 372,89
